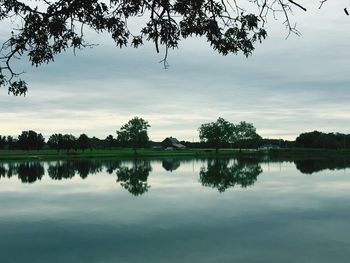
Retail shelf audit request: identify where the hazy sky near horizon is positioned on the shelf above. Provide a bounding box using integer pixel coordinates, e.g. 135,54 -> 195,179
1,1 -> 350,141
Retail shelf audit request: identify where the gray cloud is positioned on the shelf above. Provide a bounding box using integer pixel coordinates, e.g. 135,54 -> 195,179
1,2 -> 350,140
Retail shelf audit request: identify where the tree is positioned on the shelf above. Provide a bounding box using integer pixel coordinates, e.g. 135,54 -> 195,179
116,117 -> 150,153
198,117 -> 234,152
61,134 -> 76,151
1,0 -> 332,96
47,133 -> 64,152
105,135 -> 117,149
77,134 -> 90,152
6,136 -> 17,150
0,136 -> 6,149
17,130 -> 45,151
295,131 -> 347,149
233,121 -> 260,151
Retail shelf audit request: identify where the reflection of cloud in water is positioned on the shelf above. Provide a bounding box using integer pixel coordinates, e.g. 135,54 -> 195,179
1,156 -> 350,195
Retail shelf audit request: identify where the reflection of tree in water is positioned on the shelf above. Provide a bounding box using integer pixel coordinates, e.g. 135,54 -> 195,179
0,163 -> 22,180
48,161 -> 76,180
75,160 -> 103,179
15,162 -> 45,183
200,158 -> 262,192
116,160 -> 152,196
48,160 -> 106,180
105,160 -> 121,174
294,158 -> 350,174
162,159 -> 181,172
0,163 -> 6,178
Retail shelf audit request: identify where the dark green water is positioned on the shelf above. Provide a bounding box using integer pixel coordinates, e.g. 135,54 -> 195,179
1,157 -> 350,263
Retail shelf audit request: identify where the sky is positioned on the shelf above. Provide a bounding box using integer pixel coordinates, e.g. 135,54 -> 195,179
0,1 -> 350,141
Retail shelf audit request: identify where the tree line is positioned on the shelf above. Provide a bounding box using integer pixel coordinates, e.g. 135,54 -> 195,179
0,117 -> 348,151
0,117 -> 261,152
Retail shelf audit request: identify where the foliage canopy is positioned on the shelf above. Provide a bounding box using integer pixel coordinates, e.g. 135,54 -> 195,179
198,117 -> 259,151
0,0 -> 319,95
116,116 -> 150,150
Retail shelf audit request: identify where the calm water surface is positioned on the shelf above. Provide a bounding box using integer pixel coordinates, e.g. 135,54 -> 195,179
1,157 -> 350,263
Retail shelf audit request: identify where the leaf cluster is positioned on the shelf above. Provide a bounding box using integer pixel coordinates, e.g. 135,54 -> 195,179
1,0 -> 306,95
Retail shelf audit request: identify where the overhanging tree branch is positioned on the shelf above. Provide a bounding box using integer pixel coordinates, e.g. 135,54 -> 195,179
0,0 -> 344,96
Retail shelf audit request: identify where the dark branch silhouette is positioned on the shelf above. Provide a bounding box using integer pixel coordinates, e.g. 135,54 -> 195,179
1,0 -> 323,95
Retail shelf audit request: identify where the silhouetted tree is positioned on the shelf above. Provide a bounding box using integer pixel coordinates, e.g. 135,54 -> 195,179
77,134 -> 90,152
61,134 -> 76,151
0,136 -> 6,149
117,117 -> 150,153
295,131 -> 348,149
116,160 -> 152,196
2,0 -> 331,95
105,135 -> 117,149
17,130 -> 45,151
234,121 -> 261,151
6,136 -> 17,150
199,117 -> 234,152
47,133 -> 64,152
89,136 -> 103,150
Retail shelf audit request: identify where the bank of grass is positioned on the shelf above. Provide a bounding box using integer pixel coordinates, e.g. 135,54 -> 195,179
0,148 -> 252,160
1,148 -> 350,161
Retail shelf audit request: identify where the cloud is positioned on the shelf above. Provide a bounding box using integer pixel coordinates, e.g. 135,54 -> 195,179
1,2 -> 350,141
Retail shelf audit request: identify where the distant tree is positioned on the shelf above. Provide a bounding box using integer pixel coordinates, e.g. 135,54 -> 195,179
61,134 -> 76,152
198,117 -> 234,152
0,136 -> 6,149
117,117 -> 150,153
295,131 -> 345,149
6,136 -> 17,150
89,136 -> 103,150
105,135 -> 116,149
17,130 -> 45,151
233,121 -> 261,151
47,133 -> 64,152
77,134 -> 90,152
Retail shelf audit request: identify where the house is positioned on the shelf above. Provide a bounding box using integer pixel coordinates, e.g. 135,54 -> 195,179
161,137 -> 186,149
258,144 -> 281,151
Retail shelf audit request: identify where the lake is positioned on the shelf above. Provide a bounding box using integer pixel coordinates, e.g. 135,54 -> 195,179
1,157 -> 350,262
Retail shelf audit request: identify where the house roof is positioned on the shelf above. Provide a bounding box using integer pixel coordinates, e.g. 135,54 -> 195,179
162,137 -> 180,144
161,137 -> 186,149
168,137 -> 180,144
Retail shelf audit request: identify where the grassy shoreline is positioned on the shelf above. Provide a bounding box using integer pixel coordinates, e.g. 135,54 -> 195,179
1,148 -> 350,161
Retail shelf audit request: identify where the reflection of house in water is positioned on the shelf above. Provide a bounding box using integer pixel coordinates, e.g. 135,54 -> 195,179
162,159 -> 181,172
161,137 -> 186,150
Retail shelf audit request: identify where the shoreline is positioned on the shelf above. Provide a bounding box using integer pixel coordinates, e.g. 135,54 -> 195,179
1,148 -> 350,161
